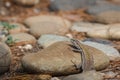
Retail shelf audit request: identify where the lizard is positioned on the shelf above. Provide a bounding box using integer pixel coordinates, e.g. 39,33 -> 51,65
70,39 -> 95,72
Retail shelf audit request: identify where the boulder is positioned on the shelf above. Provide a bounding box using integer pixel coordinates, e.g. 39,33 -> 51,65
0,42 -> 11,74
24,15 -> 72,38
38,34 -> 70,48
13,0 -> 40,6
22,41 -> 109,75
49,0 -> 96,11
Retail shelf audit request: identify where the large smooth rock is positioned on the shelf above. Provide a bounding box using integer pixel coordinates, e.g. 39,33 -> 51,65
87,24 -> 120,39
63,71 -> 103,80
24,15 -> 72,38
71,22 -> 109,33
87,4 -> 120,15
95,11 -> 120,24
50,0 -> 96,11
87,4 -> 120,23
22,41 -> 109,75
13,0 -> 40,6
82,41 -> 120,60
7,33 -> 36,45
38,34 -> 70,48
109,24 -> 120,39
0,42 -> 11,74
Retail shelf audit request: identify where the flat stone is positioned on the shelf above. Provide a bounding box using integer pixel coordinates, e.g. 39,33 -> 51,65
63,70 -> 103,80
71,22 -> 109,33
82,41 -> 120,60
109,24 -> 120,39
50,0 -> 96,11
87,4 -> 120,15
0,42 -> 11,74
24,15 -> 71,38
7,33 -> 36,46
38,34 -> 70,48
87,23 -> 120,39
22,41 -> 109,75
95,11 -> 120,24
83,38 -> 114,46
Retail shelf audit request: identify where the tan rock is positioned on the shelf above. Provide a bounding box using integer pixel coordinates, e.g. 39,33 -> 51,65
9,23 -> 29,34
87,27 -> 109,39
109,24 -> 120,39
22,41 -> 109,75
24,15 -> 72,38
8,33 -> 36,46
87,23 -> 120,40
95,11 -> 120,24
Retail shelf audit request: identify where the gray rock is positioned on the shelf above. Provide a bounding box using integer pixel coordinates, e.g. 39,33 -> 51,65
22,41 -> 109,75
86,3 -> 120,23
50,0 -> 96,11
83,38 -> 114,46
0,42 -> 11,74
82,41 -> 120,60
71,22 -> 109,33
96,0 -> 112,5
38,34 -> 70,48
24,15 -> 71,38
63,70 -> 103,80
87,4 -> 120,15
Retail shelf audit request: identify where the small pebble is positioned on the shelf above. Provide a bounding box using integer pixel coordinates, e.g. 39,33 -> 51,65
65,33 -> 73,38
23,44 -> 33,50
104,71 -> 117,78
51,77 -> 61,80
5,2 -> 11,7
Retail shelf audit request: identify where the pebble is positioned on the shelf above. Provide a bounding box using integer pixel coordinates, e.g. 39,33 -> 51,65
104,71 -> 117,78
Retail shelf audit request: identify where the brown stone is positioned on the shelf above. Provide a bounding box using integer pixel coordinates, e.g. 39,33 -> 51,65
22,41 -> 109,75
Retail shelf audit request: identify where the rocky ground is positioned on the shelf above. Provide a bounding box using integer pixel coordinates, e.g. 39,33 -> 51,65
0,0 -> 120,80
